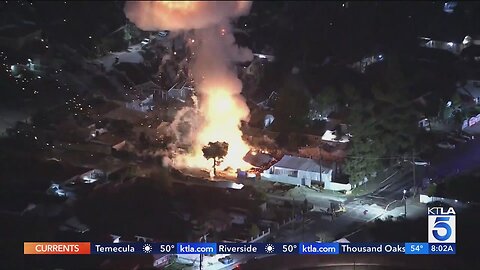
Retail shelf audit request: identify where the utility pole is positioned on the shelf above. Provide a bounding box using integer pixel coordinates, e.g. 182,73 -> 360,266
412,149 -> 416,197
319,152 -> 323,184
199,233 -> 208,270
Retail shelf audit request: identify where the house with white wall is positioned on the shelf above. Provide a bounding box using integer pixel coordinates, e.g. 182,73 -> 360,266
261,155 -> 351,191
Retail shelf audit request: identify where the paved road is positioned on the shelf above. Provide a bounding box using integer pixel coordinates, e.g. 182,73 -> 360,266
429,137 -> 480,180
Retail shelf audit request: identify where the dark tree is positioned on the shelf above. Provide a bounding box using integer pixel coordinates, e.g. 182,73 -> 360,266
202,141 -> 229,176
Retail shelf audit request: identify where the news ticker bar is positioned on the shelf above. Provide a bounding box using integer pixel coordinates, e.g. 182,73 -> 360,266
24,242 -> 456,255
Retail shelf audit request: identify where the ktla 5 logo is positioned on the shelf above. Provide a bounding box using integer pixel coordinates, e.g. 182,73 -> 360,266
428,207 -> 456,243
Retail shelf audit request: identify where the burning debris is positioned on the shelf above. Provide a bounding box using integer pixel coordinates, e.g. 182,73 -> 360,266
124,1 -> 254,174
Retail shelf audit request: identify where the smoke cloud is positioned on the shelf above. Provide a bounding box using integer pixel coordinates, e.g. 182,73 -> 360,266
124,1 -> 252,31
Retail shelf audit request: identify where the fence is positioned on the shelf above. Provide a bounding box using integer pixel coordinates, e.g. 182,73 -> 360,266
247,227 -> 271,243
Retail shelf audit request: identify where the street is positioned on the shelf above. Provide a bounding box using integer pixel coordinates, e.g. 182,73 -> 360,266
429,137 -> 480,180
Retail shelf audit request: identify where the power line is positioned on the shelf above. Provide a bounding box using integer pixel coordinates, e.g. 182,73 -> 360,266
345,156 -> 403,160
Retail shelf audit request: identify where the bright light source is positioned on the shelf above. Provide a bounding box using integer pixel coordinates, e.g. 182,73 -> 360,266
446,101 -> 452,107
447,42 -> 454,47
403,189 -> 407,194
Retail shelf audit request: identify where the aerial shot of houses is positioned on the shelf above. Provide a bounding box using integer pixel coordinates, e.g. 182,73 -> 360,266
1,1 -> 480,270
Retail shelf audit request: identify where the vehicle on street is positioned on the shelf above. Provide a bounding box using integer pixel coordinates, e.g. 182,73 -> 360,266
158,30 -> 170,37
437,141 -> 456,149
46,183 -> 67,197
219,256 -> 234,265
413,160 -> 430,166
141,38 -> 150,45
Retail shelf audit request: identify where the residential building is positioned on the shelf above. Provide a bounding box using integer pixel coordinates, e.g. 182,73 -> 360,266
257,91 -> 279,109
348,54 -> 384,73
462,113 -> 480,135
418,35 -> 478,55
261,155 -> 351,191
153,254 -> 174,268
90,133 -> 133,153
457,80 -> 480,106
126,95 -> 154,112
166,81 -> 194,103
227,207 -> 249,225
321,125 -> 351,143
298,143 -> 347,163
243,150 -> 276,169
103,106 -> 144,123
204,209 -> 233,232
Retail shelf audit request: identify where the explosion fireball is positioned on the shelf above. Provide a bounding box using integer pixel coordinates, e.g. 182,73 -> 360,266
124,1 -> 254,172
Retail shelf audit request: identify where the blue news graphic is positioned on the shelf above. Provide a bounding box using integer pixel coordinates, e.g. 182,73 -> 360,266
299,243 -> 339,254
176,243 -> 217,254
86,241 -> 454,255
429,244 -> 456,255
339,243 -> 405,254
405,243 -> 429,255
428,207 -> 456,244
216,243 -> 299,254
90,243 -> 177,254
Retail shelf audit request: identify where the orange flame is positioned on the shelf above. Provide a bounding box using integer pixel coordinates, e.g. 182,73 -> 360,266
185,83 -> 252,171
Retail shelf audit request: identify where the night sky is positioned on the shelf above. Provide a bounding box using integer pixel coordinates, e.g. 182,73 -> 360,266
2,1 -> 480,59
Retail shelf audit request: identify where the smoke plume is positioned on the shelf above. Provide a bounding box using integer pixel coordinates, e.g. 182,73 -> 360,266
124,1 -> 252,31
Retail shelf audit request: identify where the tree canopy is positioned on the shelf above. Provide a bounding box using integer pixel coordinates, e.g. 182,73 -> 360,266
202,141 -> 229,176
272,76 -> 310,132
343,58 -> 420,185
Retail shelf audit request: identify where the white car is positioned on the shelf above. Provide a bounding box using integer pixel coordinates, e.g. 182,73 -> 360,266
141,38 -> 150,45
437,142 -> 456,149
47,183 -> 67,197
413,160 -> 430,166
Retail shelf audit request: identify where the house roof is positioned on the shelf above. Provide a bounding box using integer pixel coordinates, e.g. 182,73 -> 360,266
103,106 -> 144,123
134,80 -> 162,95
243,150 -> 275,167
457,80 -> 480,98
92,133 -> 125,147
273,155 -> 332,171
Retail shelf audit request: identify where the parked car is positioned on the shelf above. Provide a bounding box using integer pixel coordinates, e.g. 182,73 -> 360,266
437,141 -> 456,149
158,30 -> 170,37
218,256 -> 234,265
46,183 -> 67,197
412,158 -> 430,166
